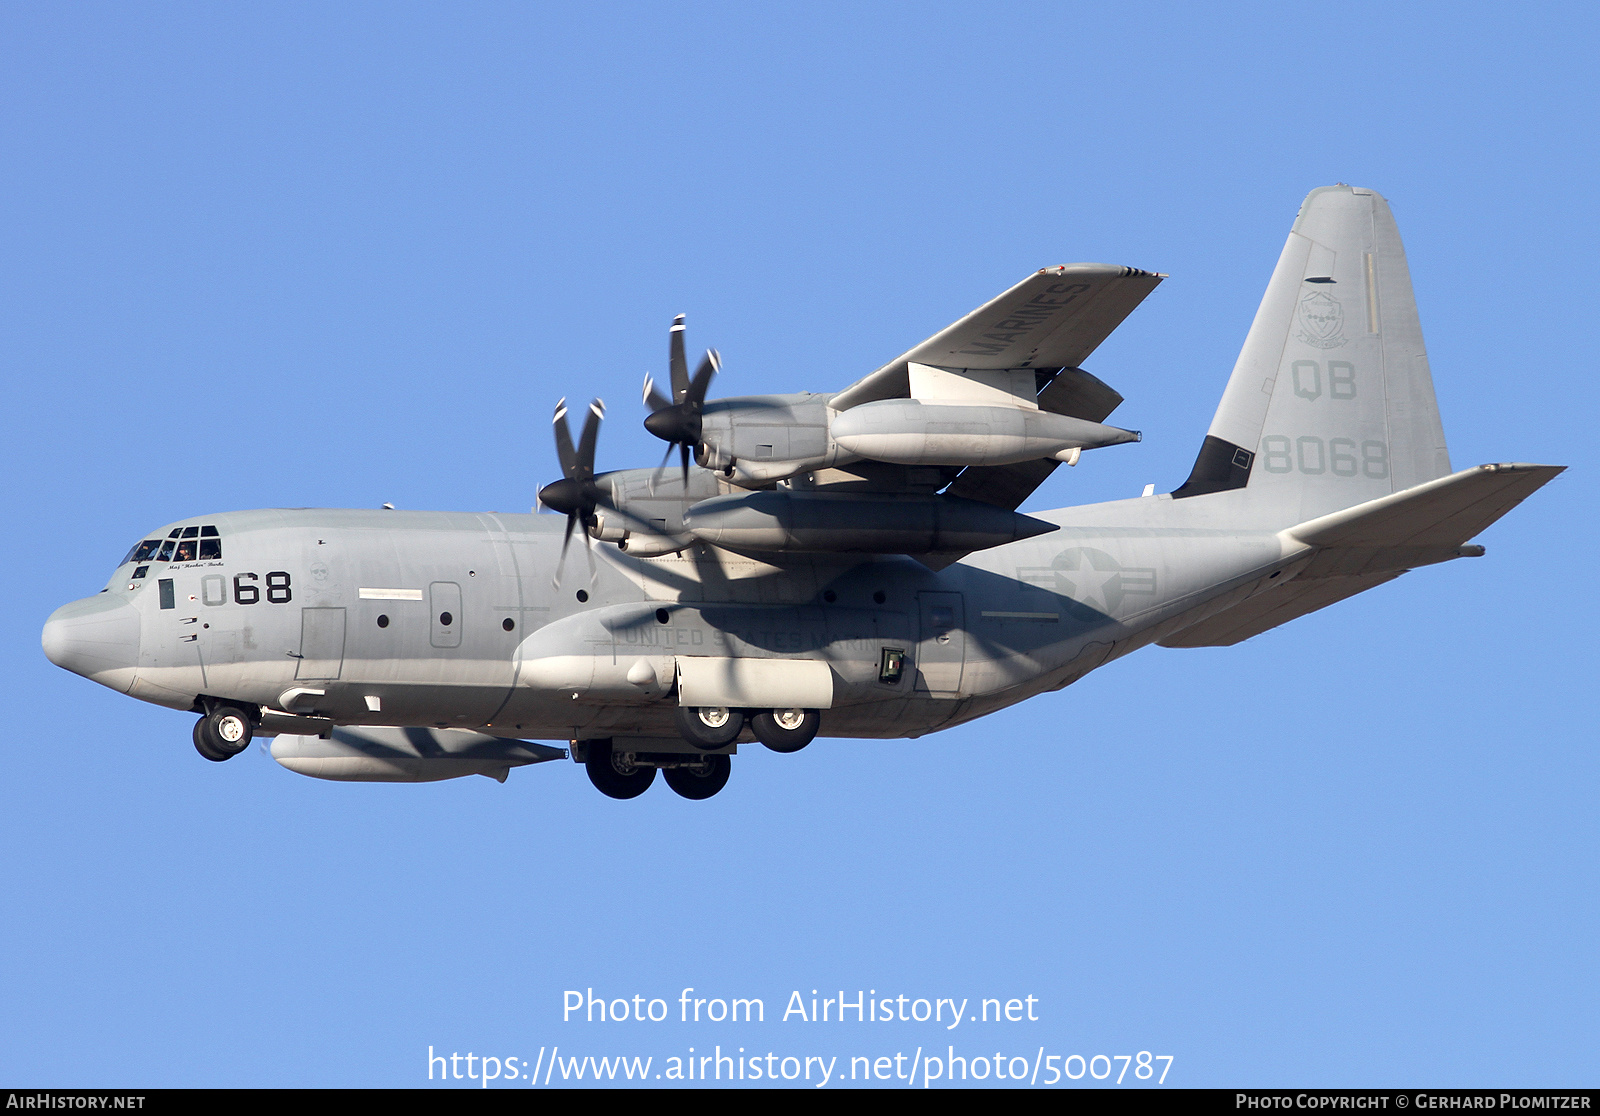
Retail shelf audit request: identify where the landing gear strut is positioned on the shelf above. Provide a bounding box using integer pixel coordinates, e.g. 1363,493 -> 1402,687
193,704 -> 255,762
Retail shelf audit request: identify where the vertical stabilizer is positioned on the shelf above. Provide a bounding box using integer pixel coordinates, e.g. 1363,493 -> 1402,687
1173,186 -> 1451,522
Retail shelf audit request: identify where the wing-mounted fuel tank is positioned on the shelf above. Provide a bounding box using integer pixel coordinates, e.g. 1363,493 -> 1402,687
270,727 -> 565,783
681,488 -> 1058,556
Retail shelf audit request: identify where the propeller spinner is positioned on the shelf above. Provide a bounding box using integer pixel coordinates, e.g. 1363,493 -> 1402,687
642,313 -> 719,481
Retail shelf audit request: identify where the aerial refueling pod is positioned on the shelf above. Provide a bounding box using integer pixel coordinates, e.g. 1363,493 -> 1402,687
830,399 -> 1139,467
681,490 -> 1058,554
270,726 -> 565,783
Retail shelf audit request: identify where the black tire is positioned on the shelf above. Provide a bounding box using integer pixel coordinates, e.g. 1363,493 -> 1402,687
663,755 -> 731,800
584,740 -> 656,800
204,705 -> 253,758
673,705 -> 744,750
192,717 -> 230,762
751,708 -> 819,753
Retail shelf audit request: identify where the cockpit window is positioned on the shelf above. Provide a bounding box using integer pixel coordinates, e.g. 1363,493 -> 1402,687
125,525 -> 224,568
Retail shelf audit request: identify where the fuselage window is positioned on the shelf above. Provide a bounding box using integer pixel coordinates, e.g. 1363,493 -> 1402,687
132,565 -> 150,580
156,540 -> 176,562
198,538 -> 222,560
180,526 -> 199,539
158,579 -> 175,610
124,540 -> 163,565
173,541 -> 196,562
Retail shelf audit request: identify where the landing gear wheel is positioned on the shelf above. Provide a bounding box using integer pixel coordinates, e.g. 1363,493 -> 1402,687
752,708 -> 819,753
663,755 -> 731,800
674,705 -> 744,750
584,740 -> 656,800
192,718 -> 228,762
193,705 -> 253,762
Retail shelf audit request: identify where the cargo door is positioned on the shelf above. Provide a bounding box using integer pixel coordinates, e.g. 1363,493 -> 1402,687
915,591 -> 965,696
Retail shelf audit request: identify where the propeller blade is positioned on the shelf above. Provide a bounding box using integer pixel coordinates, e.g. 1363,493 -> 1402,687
669,314 -> 689,404
583,528 -> 598,586
553,512 -> 577,588
552,397 -> 576,477
650,441 -> 676,488
679,441 -> 691,487
575,398 -> 604,480
687,349 -> 720,408
643,373 -> 672,413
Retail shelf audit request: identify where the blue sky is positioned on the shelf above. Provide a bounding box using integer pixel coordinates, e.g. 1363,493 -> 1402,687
2,2 -> 1594,1088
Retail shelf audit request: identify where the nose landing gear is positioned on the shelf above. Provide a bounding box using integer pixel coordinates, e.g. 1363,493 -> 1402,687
192,703 -> 256,762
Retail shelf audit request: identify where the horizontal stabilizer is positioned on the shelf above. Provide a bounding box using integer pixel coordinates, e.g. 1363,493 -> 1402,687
1158,571 -> 1403,648
1160,462 -> 1563,647
1288,462 -> 1564,551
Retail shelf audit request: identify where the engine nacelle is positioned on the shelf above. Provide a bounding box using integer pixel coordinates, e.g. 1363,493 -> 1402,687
270,727 -> 565,783
830,399 -> 1139,467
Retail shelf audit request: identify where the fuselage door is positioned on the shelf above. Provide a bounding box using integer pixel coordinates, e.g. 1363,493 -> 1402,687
430,582 -> 462,649
296,608 -> 347,681
915,591 -> 966,696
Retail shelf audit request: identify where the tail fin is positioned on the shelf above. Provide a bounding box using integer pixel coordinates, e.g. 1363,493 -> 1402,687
1172,186 -> 1451,521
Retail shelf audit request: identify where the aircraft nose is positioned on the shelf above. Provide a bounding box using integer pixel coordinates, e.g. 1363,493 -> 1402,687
42,595 -> 141,692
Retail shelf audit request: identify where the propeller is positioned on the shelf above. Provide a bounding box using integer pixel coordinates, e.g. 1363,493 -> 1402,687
642,313 -> 720,482
537,396 -> 605,586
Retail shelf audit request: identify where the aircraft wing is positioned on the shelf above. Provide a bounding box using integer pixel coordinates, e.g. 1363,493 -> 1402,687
1160,463 -> 1564,647
831,264 -> 1164,411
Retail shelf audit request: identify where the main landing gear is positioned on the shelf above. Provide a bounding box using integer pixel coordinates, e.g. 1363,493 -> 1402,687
192,703 -> 256,762
675,706 -> 821,753
581,708 -> 821,800
583,740 -> 733,801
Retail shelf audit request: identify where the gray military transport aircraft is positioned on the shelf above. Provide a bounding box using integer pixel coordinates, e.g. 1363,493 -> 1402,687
43,186 -> 1561,800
